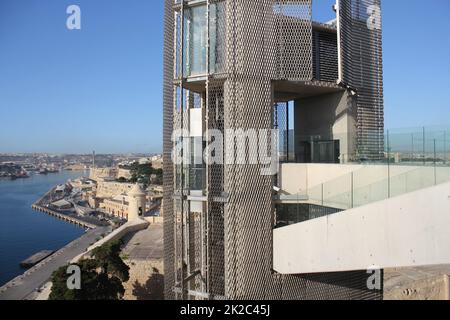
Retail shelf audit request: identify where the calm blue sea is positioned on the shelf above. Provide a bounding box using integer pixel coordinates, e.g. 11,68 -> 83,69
0,170 -> 88,286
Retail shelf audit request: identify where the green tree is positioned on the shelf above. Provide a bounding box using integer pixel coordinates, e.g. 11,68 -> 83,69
119,163 -> 163,187
49,241 -> 130,300
91,240 -> 130,283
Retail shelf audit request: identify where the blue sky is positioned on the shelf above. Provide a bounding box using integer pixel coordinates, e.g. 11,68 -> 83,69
0,0 -> 449,154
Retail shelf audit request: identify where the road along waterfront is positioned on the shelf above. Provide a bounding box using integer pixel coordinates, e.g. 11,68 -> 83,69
0,226 -> 110,300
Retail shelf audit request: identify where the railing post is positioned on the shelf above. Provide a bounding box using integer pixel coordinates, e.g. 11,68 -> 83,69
387,130 -> 391,198
444,131 -> 447,165
434,139 -> 437,185
286,102 -> 290,162
321,183 -> 324,206
423,127 -> 426,165
351,172 -> 354,209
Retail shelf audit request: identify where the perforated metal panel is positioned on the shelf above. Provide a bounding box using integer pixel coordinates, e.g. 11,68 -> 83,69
274,0 -> 313,80
206,78 -> 226,298
163,0 -> 175,301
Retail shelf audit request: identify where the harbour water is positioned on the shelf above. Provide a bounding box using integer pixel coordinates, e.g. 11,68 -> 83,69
0,170 -> 88,286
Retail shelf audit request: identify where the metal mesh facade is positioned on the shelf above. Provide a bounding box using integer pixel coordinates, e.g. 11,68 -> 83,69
163,0 -> 175,301
163,0 -> 384,300
339,0 -> 384,159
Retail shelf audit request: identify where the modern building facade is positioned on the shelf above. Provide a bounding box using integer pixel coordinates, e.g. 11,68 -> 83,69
163,0 -> 386,300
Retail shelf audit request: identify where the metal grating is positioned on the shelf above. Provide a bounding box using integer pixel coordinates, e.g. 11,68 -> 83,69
163,0 -> 175,300
206,78 -> 226,298
339,0 -> 384,160
223,0 -> 276,299
274,0 -> 313,81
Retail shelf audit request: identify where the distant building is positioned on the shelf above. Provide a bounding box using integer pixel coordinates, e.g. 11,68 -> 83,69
117,168 -> 133,180
138,158 -> 151,165
89,167 -> 118,181
128,184 -> 147,221
96,180 -> 134,198
100,184 -> 148,221
50,199 -> 72,210
70,178 -> 95,191
87,194 -> 101,209
151,158 -> 163,170
101,194 -> 129,219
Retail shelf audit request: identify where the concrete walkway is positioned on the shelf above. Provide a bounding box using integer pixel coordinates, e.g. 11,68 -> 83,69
121,224 -> 164,300
0,226 -> 110,300
121,224 -> 163,260
384,265 -> 450,300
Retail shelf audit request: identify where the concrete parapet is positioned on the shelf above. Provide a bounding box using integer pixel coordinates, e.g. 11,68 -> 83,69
144,216 -> 164,224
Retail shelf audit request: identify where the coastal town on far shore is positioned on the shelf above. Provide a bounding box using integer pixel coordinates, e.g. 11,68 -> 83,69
0,152 -> 164,223
0,153 -> 165,300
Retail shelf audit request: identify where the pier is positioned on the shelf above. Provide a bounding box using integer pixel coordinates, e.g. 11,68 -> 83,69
30,184 -> 103,230
31,204 -> 97,229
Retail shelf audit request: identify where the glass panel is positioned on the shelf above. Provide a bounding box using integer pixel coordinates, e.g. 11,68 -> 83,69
184,5 -> 207,77
353,178 -> 388,208
275,204 -> 342,228
174,85 -> 182,113
184,90 -> 202,110
307,183 -> 323,206
181,137 -> 206,191
436,166 -> 450,185
174,11 -> 182,78
183,89 -> 189,112
209,2 -> 226,74
277,126 -> 450,226
323,173 -> 352,210
189,166 -> 206,191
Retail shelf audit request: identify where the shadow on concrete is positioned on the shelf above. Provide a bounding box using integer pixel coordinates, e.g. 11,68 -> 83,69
132,268 -> 164,300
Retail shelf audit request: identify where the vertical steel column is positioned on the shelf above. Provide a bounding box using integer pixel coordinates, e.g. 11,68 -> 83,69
163,0 -> 175,300
423,127 -> 426,165
387,129 -> 391,198
444,131 -> 447,165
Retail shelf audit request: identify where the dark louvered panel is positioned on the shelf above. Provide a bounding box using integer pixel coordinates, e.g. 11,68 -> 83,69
313,30 -> 338,82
